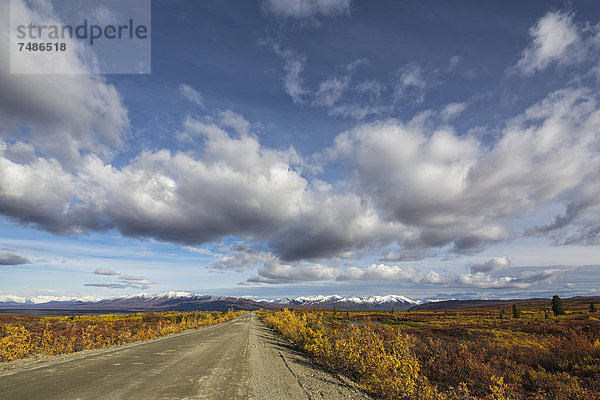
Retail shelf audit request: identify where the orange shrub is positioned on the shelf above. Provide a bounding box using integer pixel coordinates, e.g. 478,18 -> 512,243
0,310 -> 243,362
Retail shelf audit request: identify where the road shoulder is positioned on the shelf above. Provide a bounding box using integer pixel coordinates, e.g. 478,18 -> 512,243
248,313 -> 372,400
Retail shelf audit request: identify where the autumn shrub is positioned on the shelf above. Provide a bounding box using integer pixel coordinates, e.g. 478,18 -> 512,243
0,310 -> 243,362
262,308 -> 429,399
261,306 -> 600,400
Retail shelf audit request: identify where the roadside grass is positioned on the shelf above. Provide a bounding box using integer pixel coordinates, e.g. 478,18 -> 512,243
259,302 -> 600,400
0,310 -> 243,362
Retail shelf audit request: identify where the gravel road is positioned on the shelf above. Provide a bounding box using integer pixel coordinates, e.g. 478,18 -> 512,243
0,313 -> 371,400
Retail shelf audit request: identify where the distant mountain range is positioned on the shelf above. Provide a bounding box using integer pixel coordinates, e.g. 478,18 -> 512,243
0,292 -> 420,313
2,292 -> 598,314
258,294 -> 420,310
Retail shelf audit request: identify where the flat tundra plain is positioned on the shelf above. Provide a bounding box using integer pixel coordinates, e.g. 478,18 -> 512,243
0,313 -> 371,400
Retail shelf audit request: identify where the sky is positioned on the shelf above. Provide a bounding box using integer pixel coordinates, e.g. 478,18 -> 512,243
1,0 -> 600,301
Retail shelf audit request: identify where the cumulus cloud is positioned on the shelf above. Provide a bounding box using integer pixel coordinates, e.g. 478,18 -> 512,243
262,0 -> 351,18
269,186 -> 407,261
327,87 -> 600,255
244,259 -> 337,284
178,84 -> 205,107
334,262 -> 564,290
455,268 -> 564,289
0,114 -> 303,238
94,268 -> 120,276
336,264 -> 420,281
335,263 -> 452,285
468,256 -> 511,273
513,11 -> 580,75
210,242 -> 274,271
0,0 -> 129,167
0,107 -> 404,262
526,182 -> 600,246
0,252 -> 31,265
2,86 -> 599,265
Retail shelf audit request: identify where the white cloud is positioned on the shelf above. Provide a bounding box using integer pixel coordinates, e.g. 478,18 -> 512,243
334,261 -> 564,290
219,110 -> 251,136
310,59 -> 390,119
455,268 -> 564,289
394,64 -> 427,104
336,264 -> 420,281
448,55 -> 461,71
244,259 -> 337,284
441,102 -> 467,120
1,0 -> 129,167
2,86 -> 598,263
327,87 -> 600,254
269,43 -> 307,104
211,243 -> 274,271
178,84 -> 205,107
185,247 -> 212,256
513,11 -> 580,74
262,0 -> 351,18
0,112 -> 403,261
314,75 -> 351,108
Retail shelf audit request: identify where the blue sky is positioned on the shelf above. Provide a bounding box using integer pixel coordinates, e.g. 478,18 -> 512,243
2,0 -> 600,301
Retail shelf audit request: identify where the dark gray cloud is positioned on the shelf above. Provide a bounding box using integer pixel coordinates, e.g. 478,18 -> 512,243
0,252 -> 31,265
526,182 -> 600,246
468,256 -> 511,273
94,268 -> 120,276
118,275 -> 154,286
85,273 -> 155,290
84,283 -> 149,289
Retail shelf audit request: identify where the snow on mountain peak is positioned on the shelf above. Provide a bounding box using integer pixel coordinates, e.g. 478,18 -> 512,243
0,295 -> 103,304
257,294 -> 419,305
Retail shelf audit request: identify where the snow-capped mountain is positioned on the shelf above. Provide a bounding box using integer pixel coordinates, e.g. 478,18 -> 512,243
259,294 -> 420,311
0,292 -> 420,312
0,294 -> 103,304
0,292 -> 267,312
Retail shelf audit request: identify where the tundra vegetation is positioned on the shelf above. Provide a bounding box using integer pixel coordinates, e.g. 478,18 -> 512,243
260,297 -> 600,400
0,310 -> 242,362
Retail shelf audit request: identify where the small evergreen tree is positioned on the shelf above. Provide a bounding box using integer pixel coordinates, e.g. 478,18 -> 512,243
544,309 -> 549,319
512,304 -> 521,319
589,302 -> 597,313
551,295 -> 565,316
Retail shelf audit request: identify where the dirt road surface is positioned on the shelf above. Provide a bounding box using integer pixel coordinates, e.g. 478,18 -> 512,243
0,313 -> 371,399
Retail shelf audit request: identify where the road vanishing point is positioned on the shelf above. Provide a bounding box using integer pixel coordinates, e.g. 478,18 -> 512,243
0,313 -> 371,400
